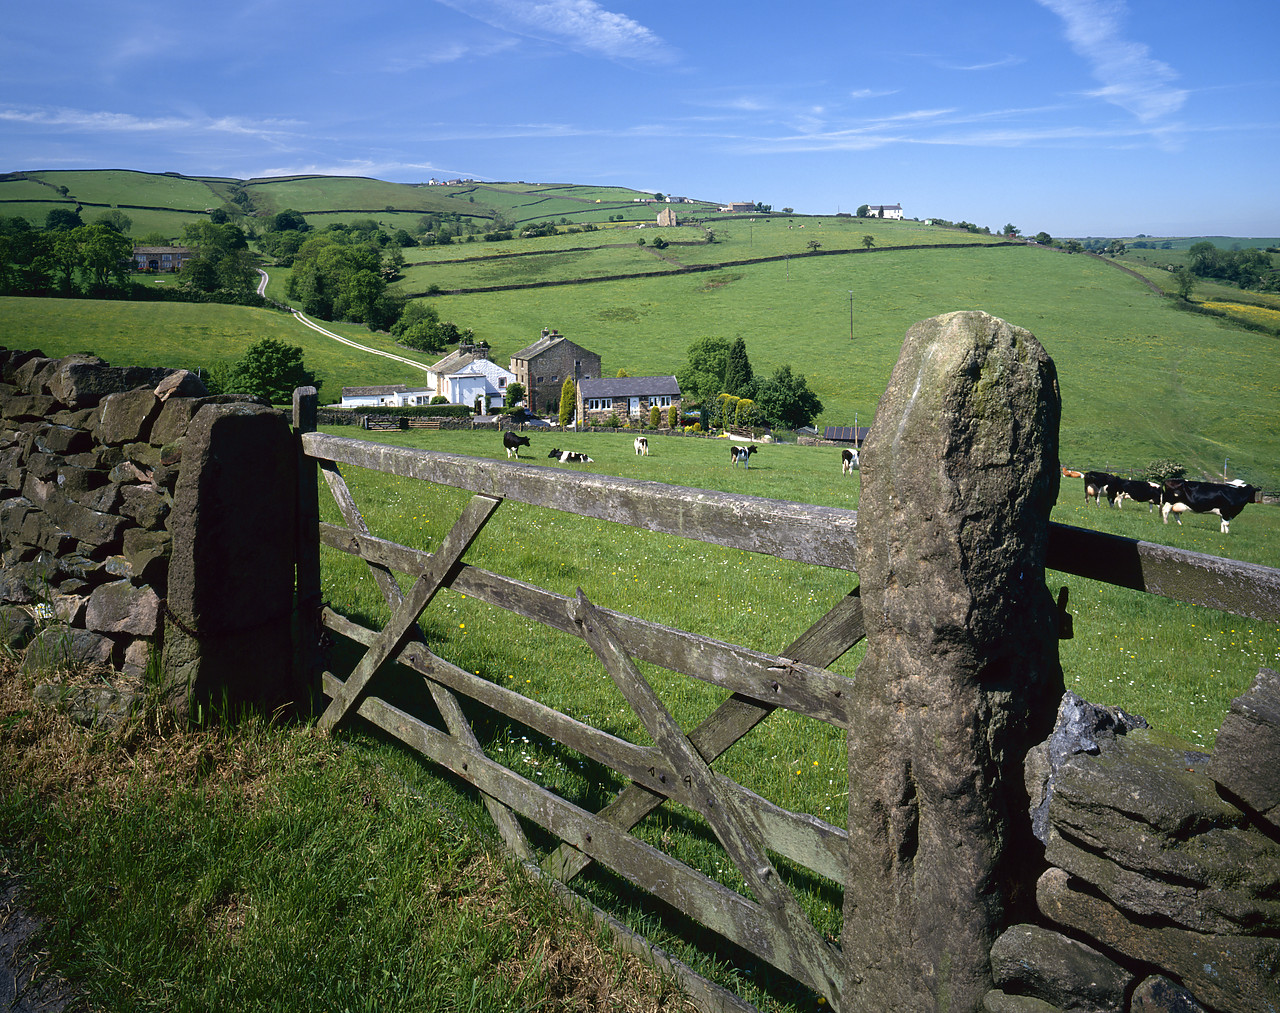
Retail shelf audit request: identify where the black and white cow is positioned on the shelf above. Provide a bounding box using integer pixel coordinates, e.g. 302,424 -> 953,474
841,448 -> 859,475
503,431 -> 530,459
730,445 -> 757,468
548,448 -> 593,464
1083,471 -> 1122,507
1161,479 -> 1257,534
634,436 -> 649,456
1112,477 -> 1163,511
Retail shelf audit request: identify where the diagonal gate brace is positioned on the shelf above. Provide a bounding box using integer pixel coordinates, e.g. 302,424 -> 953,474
571,588 -> 846,1007
318,493 -> 502,733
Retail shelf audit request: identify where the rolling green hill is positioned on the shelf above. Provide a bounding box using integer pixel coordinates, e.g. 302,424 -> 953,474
2,169 -> 1277,493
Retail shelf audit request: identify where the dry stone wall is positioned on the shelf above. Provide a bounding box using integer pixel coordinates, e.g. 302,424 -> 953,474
0,347 -> 297,721
994,678 -> 1280,1013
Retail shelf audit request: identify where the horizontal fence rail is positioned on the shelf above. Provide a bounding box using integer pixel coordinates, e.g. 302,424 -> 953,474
304,433 -> 1280,621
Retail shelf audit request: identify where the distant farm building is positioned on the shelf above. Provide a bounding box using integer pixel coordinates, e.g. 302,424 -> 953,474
866,204 -> 903,219
428,344 -> 515,411
509,329 -> 602,416
132,245 -> 194,272
824,425 -> 870,447
577,376 -> 682,427
657,208 -> 678,227
719,202 -> 755,213
340,385 -> 433,409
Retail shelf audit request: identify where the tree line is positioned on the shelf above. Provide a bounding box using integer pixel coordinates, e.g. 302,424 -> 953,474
675,336 -> 823,430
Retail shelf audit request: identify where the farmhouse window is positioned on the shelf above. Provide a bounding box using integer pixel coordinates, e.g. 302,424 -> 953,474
653,396 -> 672,407
587,398 -> 608,411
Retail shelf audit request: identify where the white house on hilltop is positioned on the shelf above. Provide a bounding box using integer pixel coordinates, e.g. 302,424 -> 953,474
867,204 -> 903,219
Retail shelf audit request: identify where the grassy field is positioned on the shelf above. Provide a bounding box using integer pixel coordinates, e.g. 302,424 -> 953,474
0,296 -> 437,396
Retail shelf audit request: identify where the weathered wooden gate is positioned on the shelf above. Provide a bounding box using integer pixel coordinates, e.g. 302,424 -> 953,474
295,393 -> 866,1011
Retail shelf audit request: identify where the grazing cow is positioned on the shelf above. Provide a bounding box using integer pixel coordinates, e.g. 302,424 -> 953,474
634,436 -> 649,456
841,448 -> 859,474
503,431 -> 530,459
730,445 -> 757,468
1161,478 -> 1257,534
1083,471 -> 1122,507
548,448 -> 593,464
1112,477 -> 1163,511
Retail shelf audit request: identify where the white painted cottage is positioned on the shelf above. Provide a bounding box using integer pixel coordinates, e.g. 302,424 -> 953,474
340,384 -> 433,409
427,346 -> 516,411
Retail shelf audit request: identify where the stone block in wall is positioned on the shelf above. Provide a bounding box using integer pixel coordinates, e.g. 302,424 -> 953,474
122,528 -> 170,589
13,355 -> 59,392
1043,727 -> 1279,936
96,388 -> 161,445
154,370 -> 207,401
45,357 -> 172,409
149,393 -> 266,447
1208,667 -> 1280,832
982,992 -> 1064,1012
44,498 -> 131,555
1130,975 -> 1207,1013
19,624 -> 115,677
121,639 -> 152,680
0,606 -> 35,651
0,393 -> 61,421
52,593 -> 87,625
85,581 -> 160,637
79,481 -> 123,514
56,464 -> 105,501
34,423 -> 93,456
0,348 -> 47,384
51,407 -> 96,430
989,923 -> 1131,1012
32,682 -> 140,728
119,484 -> 170,530
20,472 -> 57,506
1037,867 -> 1280,1013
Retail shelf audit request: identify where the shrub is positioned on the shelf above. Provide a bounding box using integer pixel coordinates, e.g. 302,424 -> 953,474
649,405 -> 661,428
668,404 -> 679,429
1145,459 -> 1186,482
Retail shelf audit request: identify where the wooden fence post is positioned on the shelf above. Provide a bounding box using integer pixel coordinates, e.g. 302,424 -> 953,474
843,311 -> 1065,1012
294,386 -> 322,712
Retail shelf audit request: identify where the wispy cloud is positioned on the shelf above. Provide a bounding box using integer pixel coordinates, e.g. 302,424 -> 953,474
382,37 -> 519,73
435,0 -> 673,62
1035,0 -> 1187,121
935,55 -> 1025,72
0,105 -> 299,141
849,88 -> 899,101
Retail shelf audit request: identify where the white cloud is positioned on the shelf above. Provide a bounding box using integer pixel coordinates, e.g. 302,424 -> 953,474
435,0 -> 672,62
0,105 -> 299,140
1035,0 -> 1187,121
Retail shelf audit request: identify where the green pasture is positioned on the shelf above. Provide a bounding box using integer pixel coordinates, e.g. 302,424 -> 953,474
242,176 -> 459,217
307,424 -> 1277,1004
17,169 -> 225,211
0,296 -> 435,397
422,245 -> 1280,489
0,177 -> 63,201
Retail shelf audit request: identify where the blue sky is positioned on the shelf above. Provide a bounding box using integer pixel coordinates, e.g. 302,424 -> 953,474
3,0 -> 1277,237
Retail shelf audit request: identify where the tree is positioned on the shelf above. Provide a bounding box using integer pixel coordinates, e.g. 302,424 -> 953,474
806,239 -> 821,252
1107,239 -> 1127,257
650,405 -> 661,428
391,300 -> 445,352
1002,224 -> 1020,237
722,337 -> 754,396
92,209 -> 132,234
504,381 -> 525,408
1034,232 -> 1052,245
856,204 -> 870,218
76,224 -> 132,290
862,234 -> 875,250
781,208 -> 794,215
668,403 -> 679,429
273,209 -> 309,232
45,207 -> 84,231
225,339 -> 320,403
750,364 -> 825,429
1173,266 -> 1195,301
676,337 -> 732,405
558,376 -> 576,427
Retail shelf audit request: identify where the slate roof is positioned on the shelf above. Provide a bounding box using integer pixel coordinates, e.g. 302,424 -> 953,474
342,384 -> 411,397
579,376 -> 681,398
824,426 -> 869,443
511,334 -> 568,359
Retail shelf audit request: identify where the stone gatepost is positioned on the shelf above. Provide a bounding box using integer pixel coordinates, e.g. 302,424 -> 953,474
844,311 -> 1065,1011
161,402 -> 297,716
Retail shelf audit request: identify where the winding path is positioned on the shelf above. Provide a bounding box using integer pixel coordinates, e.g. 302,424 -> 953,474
257,270 -> 432,374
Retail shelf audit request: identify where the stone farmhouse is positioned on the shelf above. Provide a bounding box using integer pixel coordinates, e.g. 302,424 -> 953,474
339,384 -> 433,409
657,208 -> 678,227
718,202 -> 755,213
866,204 -> 903,219
577,376 -> 682,427
132,245 -> 194,272
508,329 -> 602,416
427,345 -> 515,411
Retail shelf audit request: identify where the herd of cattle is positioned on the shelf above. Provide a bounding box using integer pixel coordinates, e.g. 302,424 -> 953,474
501,433 -> 1261,535
1074,469 -> 1259,534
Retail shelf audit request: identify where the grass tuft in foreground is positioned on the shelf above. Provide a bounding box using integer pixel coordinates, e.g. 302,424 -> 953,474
0,659 -> 695,1012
